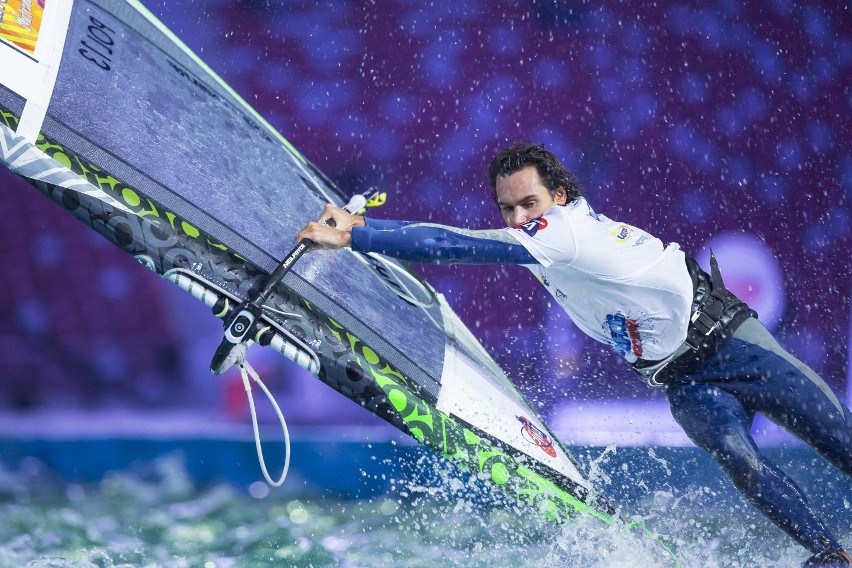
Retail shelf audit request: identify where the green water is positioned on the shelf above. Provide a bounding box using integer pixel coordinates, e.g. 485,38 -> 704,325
0,451 -> 848,567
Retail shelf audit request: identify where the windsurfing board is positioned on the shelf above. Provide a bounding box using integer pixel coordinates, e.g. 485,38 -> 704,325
0,1 -> 679,564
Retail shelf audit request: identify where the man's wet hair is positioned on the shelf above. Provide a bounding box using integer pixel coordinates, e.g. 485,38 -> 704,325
488,142 -> 582,205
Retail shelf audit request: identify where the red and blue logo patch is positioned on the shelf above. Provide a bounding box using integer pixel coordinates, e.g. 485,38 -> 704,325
605,313 -> 643,358
516,415 -> 557,458
516,217 -> 548,236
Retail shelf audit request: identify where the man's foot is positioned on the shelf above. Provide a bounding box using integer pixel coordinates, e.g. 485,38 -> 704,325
803,550 -> 852,567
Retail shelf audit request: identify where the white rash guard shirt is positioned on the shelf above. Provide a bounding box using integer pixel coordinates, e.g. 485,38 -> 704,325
506,198 -> 694,363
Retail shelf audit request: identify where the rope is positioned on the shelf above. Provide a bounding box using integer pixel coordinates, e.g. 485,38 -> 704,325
238,359 -> 290,487
354,251 -> 435,308
261,305 -> 302,319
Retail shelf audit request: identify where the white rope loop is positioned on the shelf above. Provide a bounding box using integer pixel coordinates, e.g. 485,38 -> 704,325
239,359 -> 290,487
355,252 -> 435,308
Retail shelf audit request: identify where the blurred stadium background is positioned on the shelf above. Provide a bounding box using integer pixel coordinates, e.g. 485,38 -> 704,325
0,0 -> 849,444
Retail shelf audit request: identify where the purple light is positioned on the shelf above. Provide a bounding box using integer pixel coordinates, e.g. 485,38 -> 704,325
695,232 -> 786,332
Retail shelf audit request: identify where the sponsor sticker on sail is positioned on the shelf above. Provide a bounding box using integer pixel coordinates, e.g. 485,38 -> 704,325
0,0 -> 45,55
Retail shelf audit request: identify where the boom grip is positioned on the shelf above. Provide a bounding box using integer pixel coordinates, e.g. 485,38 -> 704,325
210,189 -> 379,374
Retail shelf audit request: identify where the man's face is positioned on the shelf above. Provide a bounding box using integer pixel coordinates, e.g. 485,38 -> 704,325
495,166 -> 566,228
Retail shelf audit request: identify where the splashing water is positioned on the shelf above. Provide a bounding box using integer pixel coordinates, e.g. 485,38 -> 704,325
0,446 -> 848,567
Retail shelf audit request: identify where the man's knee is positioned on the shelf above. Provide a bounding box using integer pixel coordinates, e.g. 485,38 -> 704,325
708,427 -> 763,491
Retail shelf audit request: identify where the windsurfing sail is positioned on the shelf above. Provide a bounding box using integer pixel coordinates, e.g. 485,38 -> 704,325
0,1 -> 678,564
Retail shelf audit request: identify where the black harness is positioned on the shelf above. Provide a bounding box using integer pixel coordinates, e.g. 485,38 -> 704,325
632,252 -> 758,387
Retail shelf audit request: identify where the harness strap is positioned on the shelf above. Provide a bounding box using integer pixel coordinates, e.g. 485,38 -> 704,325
683,252 -> 756,349
633,252 -> 757,386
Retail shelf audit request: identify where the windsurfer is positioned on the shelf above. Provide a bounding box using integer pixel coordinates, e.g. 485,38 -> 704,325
296,142 -> 852,566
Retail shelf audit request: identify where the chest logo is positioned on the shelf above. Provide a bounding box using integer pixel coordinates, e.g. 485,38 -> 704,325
611,224 -> 633,243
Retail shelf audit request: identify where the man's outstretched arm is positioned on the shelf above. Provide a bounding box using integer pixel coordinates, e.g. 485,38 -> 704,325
296,205 -> 536,265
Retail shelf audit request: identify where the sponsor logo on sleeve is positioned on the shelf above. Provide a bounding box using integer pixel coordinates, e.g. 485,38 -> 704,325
517,217 -> 548,236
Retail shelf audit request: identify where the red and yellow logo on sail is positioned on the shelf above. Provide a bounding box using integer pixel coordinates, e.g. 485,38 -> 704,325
0,0 -> 46,55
